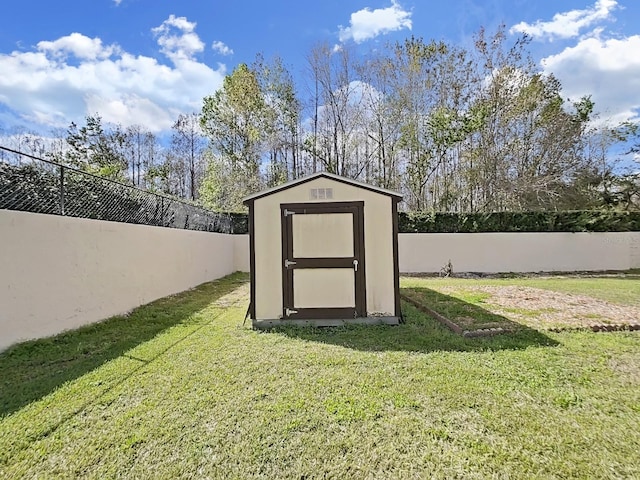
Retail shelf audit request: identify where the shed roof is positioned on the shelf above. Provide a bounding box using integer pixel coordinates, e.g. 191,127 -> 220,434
242,172 -> 403,205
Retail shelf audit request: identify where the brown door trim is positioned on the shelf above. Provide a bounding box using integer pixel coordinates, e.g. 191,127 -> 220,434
281,201 -> 366,320
248,204 -> 256,320
281,205 -> 292,318
391,198 -> 401,318
285,307 -> 358,320
352,202 -> 366,316
290,257 -> 354,268
282,201 -> 364,211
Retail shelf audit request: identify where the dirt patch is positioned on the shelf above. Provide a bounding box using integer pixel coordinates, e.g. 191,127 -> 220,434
608,355 -> 640,385
212,283 -> 250,308
434,285 -> 640,330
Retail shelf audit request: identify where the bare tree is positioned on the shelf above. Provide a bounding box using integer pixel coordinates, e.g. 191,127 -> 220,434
170,113 -> 207,201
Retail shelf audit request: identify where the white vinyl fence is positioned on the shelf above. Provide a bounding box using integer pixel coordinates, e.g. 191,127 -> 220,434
398,232 -> 640,273
0,210 -> 236,351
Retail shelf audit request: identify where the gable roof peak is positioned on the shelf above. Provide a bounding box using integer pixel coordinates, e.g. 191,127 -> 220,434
243,171 -> 402,204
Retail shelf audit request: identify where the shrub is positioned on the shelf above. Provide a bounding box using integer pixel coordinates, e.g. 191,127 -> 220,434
397,211 -> 640,233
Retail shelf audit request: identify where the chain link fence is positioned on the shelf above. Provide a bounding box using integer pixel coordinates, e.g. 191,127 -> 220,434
0,146 -> 247,234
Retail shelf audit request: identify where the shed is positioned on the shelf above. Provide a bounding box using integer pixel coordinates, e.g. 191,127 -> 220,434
243,172 -> 403,328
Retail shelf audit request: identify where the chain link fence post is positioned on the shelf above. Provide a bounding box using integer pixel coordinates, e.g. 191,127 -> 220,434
160,196 -> 164,227
59,165 -> 65,215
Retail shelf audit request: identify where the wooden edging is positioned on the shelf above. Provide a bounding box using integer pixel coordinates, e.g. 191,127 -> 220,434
399,293 -> 506,338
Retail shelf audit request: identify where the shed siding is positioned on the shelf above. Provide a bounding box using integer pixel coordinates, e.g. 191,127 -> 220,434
253,177 -> 394,320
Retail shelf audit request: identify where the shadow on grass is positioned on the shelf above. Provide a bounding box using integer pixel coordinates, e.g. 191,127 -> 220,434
0,272 -> 248,418
273,287 -> 559,353
402,287 -> 527,332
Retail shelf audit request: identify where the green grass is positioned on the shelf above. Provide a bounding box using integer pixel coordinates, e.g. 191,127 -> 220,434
402,273 -> 640,307
1,273 -> 640,479
402,287 -> 518,330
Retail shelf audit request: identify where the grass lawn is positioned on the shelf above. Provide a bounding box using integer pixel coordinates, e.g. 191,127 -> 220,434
1,272 -> 640,478
402,272 -> 640,307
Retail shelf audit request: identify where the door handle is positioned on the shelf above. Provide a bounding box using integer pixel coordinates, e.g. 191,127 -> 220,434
353,259 -> 358,272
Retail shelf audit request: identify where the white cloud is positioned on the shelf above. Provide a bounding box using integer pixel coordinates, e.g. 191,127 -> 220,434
211,41 -> 233,56
0,16 -> 226,133
85,93 -> 178,131
542,35 -> 640,123
152,15 -> 205,63
154,15 -> 197,34
113,0 -> 123,5
509,1 -> 637,123
37,33 -> 118,60
510,0 -> 618,41
338,0 -> 412,43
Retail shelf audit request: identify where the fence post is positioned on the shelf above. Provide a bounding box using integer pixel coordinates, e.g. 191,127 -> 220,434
59,165 -> 65,215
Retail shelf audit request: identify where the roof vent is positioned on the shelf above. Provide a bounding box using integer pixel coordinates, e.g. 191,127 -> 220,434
310,188 -> 333,200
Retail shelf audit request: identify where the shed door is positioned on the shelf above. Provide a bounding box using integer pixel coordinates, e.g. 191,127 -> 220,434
281,201 -> 366,319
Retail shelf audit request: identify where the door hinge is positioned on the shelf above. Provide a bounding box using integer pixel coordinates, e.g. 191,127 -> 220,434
284,209 -> 295,216
286,308 -> 298,316
353,259 -> 359,272
284,259 -> 297,268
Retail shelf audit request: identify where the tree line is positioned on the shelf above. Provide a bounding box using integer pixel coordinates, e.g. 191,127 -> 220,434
1,112 -> 206,203
1,26 -> 638,212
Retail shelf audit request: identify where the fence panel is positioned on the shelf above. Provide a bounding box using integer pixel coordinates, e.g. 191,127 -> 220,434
0,146 -> 235,233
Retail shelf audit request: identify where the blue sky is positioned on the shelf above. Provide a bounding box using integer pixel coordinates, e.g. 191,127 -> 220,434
0,0 -> 639,135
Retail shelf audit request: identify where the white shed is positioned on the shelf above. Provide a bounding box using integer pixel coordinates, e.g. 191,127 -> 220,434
243,172 -> 403,328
